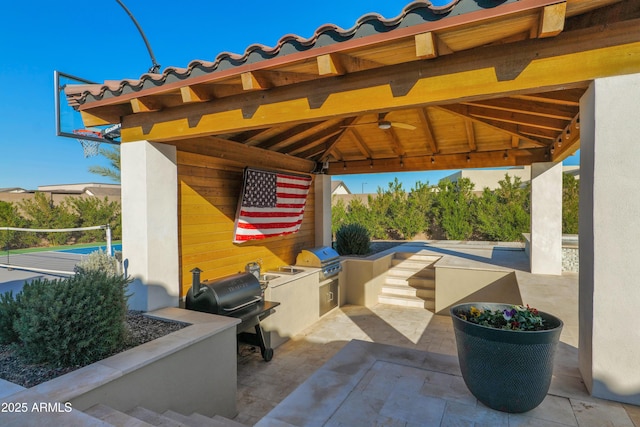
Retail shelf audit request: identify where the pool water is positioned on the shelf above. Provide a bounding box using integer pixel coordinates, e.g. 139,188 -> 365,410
57,243 -> 123,255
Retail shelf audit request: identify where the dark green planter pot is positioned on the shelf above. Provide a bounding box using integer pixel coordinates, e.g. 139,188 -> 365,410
450,303 -> 563,413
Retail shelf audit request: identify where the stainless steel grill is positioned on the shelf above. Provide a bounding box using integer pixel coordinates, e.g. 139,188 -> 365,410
185,271 -> 279,361
295,246 -> 342,280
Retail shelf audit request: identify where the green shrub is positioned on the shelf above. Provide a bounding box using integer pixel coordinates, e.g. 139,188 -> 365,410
74,249 -> 120,276
12,271 -> 130,367
0,291 -> 20,344
336,223 -> 371,256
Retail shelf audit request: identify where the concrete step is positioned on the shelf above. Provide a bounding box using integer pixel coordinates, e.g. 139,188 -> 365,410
378,293 -> 428,308
408,277 -> 435,290
416,288 -> 436,300
391,259 -> 436,270
386,267 -> 434,279
424,298 -> 435,311
127,407 -> 183,427
381,284 -> 418,297
86,404 -> 154,427
393,252 -> 441,264
163,410 -> 241,427
212,415 -> 248,427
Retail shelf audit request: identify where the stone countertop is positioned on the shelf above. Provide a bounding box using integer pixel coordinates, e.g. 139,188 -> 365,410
262,266 -> 320,288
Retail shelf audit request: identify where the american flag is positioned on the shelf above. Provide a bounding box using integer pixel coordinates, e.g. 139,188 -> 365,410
233,168 -> 312,243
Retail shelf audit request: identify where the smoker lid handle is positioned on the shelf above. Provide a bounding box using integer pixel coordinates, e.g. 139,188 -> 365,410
223,296 -> 262,312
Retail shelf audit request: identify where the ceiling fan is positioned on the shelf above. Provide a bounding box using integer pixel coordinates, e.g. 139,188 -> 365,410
342,113 -> 417,131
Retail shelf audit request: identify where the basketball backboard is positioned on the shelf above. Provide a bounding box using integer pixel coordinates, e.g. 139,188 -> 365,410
54,71 -> 121,156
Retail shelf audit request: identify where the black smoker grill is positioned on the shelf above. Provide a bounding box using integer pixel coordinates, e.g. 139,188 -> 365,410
185,269 -> 279,361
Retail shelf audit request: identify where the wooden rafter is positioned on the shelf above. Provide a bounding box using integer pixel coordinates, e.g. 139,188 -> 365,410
350,128 -> 374,159
417,108 -> 438,154
464,118 -> 477,151
435,105 -> 548,146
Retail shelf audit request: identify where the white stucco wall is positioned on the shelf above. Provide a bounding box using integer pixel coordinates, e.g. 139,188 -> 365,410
121,141 -> 179,311
579,73 -> 640,405
530,162 -> 562,275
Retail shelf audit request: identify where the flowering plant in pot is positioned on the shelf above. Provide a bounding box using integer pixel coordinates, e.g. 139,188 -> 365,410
450,302 -> 563,413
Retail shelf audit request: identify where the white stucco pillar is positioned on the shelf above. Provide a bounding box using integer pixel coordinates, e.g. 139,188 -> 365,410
529,162 -> 562,275
314,174 -> 332,247
121,141 -> 179,311
579,73 -> 640,405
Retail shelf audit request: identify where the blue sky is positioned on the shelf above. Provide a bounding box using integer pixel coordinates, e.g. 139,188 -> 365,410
0,0 -> 578,192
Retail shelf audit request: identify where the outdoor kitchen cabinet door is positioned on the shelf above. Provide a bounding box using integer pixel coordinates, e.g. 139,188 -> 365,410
319,279 -> 339,317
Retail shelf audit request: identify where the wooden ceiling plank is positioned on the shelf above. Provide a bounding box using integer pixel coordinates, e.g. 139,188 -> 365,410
317,53 -> 346,76
285,125 -> 345,155
539,2 -> 567,38
415,32 -> 438,59
511,88 -> 585,106
435,105 -> 547,147
464,105 -> 569,131
464,97 -> 577,119
350,128 -> 374,159
386,128 -> 406,156
266,118 -> 345,151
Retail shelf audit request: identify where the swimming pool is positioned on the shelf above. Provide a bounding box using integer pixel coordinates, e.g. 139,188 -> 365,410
57,243 -> 123,255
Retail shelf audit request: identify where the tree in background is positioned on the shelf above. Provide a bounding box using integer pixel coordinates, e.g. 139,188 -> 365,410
89,146 -> 121,182
0,201 -> 34,249
69,197 -> 122,242
432,178 -> 476,240
475,175 -> 530,241
18,193 -> 76,245
562,173 -> 579,234
331,197 -> 348,238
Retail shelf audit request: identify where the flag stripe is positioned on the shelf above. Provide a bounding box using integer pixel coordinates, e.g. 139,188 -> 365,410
233,168 -> 312,243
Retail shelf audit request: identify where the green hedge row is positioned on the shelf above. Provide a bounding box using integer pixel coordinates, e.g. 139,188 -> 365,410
332,173 -> 579,242
0,192 -> 121,249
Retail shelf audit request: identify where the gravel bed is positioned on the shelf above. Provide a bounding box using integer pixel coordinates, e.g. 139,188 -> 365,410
0,311 -> 188,388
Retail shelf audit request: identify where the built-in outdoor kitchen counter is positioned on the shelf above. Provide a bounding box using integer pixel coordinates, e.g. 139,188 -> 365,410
260,266 -> 341,349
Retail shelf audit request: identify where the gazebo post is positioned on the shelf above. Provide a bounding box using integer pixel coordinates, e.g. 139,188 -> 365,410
530,162 -> 563,275
121,140 -> 180,311
579,73 -> 640,405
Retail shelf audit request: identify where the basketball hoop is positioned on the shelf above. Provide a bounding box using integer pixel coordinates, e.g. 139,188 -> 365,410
73,129 -> 102,157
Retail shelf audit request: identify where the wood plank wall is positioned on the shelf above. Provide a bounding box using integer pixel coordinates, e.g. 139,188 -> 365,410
177,150 -> 316,297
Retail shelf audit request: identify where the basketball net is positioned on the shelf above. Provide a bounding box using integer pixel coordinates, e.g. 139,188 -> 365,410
73,129 -> 102,158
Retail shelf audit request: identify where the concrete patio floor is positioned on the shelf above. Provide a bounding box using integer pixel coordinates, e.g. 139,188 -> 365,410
235,243 -> 640,426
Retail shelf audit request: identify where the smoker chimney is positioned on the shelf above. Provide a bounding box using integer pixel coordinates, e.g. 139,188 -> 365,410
191,267 -> 202,295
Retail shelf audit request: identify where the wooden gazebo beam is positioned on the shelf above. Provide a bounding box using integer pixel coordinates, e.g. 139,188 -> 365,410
119,18 -> 640,143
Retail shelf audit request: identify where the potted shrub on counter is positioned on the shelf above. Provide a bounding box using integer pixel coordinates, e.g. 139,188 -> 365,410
450,303 -> 563,413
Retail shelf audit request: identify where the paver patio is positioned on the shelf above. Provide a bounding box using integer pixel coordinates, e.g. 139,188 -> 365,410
235,243 -> 640,426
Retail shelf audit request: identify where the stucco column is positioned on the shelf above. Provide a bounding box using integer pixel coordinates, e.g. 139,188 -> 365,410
121,141 -> 179,311
314,174 -> 332,247
579,73 -> 640,405
529,162 -> 562,275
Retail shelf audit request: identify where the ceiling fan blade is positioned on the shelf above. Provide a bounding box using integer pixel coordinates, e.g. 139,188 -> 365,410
390,122 -> 417,130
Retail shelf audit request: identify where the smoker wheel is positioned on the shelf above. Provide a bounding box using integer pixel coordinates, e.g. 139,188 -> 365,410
263,348 -> 274,362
